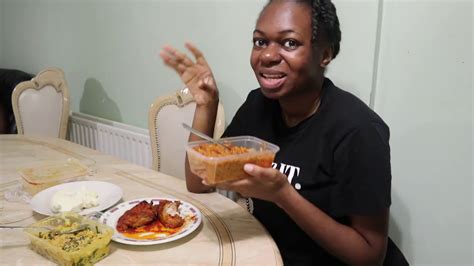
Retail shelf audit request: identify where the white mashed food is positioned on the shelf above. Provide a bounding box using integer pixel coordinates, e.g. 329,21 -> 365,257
50,186 -> 99,213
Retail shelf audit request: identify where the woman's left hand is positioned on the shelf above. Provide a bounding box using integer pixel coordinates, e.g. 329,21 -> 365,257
215,164 -> 291,203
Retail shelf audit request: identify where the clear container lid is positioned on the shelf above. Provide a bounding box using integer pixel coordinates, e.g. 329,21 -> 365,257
19,158 -> 89,185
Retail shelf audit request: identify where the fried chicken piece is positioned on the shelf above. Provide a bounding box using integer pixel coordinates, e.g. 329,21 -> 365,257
156,200 -> 185,228
116,200 -> 157,232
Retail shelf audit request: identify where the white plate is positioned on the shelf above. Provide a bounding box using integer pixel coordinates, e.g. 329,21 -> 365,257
30,181 -> 123,216
99,198 -> 202,245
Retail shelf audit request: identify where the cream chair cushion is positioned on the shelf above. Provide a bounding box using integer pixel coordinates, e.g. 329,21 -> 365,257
11,68 -> 70,139
148,88 -> 225,179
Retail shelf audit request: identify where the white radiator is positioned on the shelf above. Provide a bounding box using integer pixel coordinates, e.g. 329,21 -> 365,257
68,112 -> 152,168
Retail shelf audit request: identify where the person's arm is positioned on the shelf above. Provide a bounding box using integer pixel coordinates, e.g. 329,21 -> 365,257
160,42 -> 218,193
275,179 -> 388,265
218,165 -> 388,265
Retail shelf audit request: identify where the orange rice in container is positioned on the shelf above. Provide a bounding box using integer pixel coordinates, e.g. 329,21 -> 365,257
186,136 -> 279,185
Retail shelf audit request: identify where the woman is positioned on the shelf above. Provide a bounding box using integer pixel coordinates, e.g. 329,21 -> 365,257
160,0 -> 407,265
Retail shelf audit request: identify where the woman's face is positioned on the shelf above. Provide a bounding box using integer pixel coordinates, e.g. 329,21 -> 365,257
250,1 -> 324,100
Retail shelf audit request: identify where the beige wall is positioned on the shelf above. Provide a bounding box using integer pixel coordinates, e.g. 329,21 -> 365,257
0,0 -> 378,128
374,1 -> 472,264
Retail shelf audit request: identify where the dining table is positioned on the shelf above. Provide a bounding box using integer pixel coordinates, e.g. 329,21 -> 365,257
0,135 -> 283,265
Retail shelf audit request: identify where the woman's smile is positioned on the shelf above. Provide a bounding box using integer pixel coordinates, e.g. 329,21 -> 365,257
258,71 -> 287,90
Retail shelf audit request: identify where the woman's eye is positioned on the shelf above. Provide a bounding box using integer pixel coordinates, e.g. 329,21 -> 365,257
283,39 -> 299,49
253,39 -> 267,47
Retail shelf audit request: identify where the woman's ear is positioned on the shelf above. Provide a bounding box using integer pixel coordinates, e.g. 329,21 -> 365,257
320,46 -> 333,67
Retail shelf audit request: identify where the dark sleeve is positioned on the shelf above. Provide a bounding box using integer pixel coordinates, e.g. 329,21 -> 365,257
330,122 -> 392,217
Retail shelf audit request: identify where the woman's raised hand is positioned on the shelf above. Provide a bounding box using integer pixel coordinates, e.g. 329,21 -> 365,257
160,43 -> 218,106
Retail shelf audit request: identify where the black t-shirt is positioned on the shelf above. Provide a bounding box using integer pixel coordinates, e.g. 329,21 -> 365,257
223,78 -> 406,265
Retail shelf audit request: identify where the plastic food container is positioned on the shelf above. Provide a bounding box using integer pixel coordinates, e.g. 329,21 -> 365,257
19,158 -> 89,196
24,212 -> 113,266
186,136 -> 279,185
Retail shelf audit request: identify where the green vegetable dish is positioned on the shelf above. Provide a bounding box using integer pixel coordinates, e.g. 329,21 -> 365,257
24,212 -> 113,266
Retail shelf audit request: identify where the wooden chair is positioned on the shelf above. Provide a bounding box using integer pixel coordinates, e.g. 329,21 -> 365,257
148,87 -> 225,179
11,68 -> 70,139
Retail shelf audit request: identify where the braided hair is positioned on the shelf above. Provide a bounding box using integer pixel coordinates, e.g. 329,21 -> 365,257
266,0 -> 341,59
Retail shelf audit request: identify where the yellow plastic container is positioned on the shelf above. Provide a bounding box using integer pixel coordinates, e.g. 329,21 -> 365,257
19,158 -> 89,196
186,136 -> 279,185
24,212 -> 113,266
